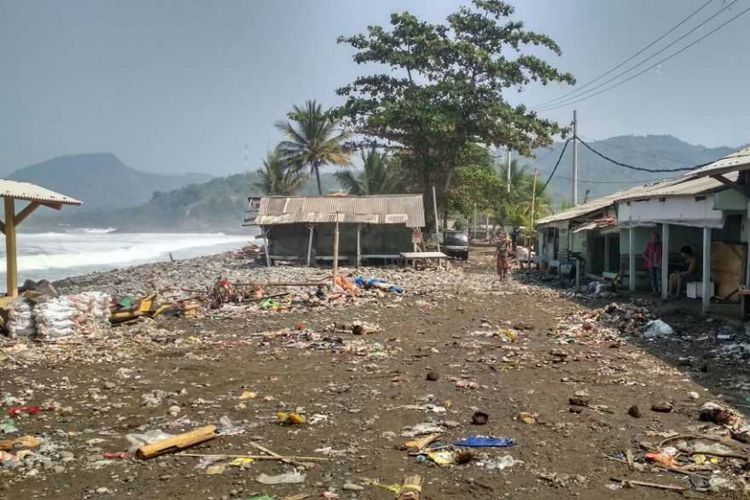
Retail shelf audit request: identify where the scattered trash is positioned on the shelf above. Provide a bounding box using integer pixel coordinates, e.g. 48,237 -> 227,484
0,435 -> 40,451
135,425 -> 216,459
256,471 -> 306,485
239,390 -> 258,400
643,319 -> 673,339
276,412 -> 305,425
516,412 -> 537,424
455,436 -> 516,448
477,454 -> 518,470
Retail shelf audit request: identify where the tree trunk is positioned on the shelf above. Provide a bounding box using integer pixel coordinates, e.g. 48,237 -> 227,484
314,165 -> 323,195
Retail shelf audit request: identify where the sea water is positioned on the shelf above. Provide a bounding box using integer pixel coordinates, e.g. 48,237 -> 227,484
0,228 -> 259,285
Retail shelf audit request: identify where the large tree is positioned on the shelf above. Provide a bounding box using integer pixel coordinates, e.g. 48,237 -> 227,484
337,0 -> 574,225
334,149 -> 402,195
253,149 -> 306,195
275,100 -> 351,195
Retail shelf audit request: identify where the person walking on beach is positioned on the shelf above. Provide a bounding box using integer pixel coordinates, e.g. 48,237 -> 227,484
643,230 -> 662,295
496,234 -> 510,280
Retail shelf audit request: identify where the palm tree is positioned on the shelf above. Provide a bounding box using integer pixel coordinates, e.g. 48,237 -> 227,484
253,149 -> 306,195
275,100 -> 350,195
334,149 -> 402,195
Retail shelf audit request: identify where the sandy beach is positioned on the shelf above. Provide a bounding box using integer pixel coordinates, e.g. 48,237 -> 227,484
1,248 -> 749,499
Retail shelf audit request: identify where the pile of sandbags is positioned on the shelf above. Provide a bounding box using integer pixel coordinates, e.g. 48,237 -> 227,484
7,297 -> 36,338
34,292 -> 111,339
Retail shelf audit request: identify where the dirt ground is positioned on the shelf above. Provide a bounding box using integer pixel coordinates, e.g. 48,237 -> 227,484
2,248 -> 748,499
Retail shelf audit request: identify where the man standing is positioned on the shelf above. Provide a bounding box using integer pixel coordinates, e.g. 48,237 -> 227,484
496,234 -> 510,280
643,230 -> 662,295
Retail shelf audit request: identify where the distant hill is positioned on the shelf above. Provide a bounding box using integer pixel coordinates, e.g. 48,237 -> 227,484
9,153 -> 212,211
27,171 -> 344,232
519,135 -> 739,208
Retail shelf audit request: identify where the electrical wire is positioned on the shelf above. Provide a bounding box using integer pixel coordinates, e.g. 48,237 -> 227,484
537,3 -> 750,111
534,0 -> 716,109
540,138 -> 571,191
577,137 -> 717,172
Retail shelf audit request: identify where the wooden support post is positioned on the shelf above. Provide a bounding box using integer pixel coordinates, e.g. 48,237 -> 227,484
4,197 -> 17,298
332,217 -> 340,289
356,224 -> 361,268
746,201 -> 750,287
661,223 -> 670,300
262,228 -> 271,268
703,226 -> 711,314
604,234 -> 610,273
14,202 -> 39,226
306,225 -> 314,267
628,227 -> 636,292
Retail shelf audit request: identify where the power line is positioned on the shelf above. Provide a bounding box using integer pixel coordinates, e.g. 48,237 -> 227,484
541,138 -> 571,191
577,137 -> 718,173
534,0 -> 716,109
577,135 -> 694,165
537,3 -> 750,111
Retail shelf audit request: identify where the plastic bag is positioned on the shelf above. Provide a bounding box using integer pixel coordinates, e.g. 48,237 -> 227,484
643,319 -> 673,338
125,430 -> 174,452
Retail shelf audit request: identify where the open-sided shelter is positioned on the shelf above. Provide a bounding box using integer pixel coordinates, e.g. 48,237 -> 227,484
0,180 -> 82,297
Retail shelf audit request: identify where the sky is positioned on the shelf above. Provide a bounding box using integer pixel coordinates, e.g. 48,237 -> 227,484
1,0 -> 749,176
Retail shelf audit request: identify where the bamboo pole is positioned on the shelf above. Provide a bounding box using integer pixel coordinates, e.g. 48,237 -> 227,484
306,225 -> 314,266
136,425 -> 216,459
4,197 -> 17,298
332,216 -> 340,289
356,224 -> 361,268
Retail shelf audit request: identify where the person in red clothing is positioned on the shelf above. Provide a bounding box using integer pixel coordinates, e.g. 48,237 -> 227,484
643,230 -> 662,295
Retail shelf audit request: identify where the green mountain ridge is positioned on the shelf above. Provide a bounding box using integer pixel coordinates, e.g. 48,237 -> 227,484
520,135 -> 740,208
9,153 -> 212,211
19,135 -> 744,231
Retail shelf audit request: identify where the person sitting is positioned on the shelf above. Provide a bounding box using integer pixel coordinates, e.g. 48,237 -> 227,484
668,245 -> 698,298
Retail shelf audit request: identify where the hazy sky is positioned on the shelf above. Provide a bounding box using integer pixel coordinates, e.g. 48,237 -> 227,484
1,0 -> 748,176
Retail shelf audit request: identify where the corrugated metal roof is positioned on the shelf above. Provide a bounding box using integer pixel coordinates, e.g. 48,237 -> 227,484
250,194 -> 425,228
535,182 -> 659,226
572,217 -> 616,233
686,146 -> 750,179
0,179 -> 82,207
617,172 -> 737,201
536,169 -> 738,226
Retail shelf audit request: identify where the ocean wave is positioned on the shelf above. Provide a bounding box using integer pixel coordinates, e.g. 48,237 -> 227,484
2,233 -> 250,272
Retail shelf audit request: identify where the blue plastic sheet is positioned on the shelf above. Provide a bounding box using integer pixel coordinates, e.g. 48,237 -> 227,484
455,436 -> 516,448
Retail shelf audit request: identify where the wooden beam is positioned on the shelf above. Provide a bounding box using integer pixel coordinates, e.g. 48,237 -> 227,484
4,198 -> 17,298
306,225 -> 314,267
703,226 -> 711,314
628,227 -> 636,292
14,202 -> 40,226
661,224 -> 669,300
712,174 -> 750,198
356,224 -> 361,268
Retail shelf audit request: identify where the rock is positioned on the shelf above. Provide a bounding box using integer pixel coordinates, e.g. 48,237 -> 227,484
650,402 -> 673,413
569,396 -> 589,407
688,391 -> 700,400
627,405 -> 641,418
168,405 -> 181,416
517,412 -> 537,424
471,411 -> 489,425
426,371 -> 440,381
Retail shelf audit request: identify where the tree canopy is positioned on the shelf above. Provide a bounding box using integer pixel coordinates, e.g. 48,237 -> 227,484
336,0 -> 574,226
334,149 -> 403,195
275,100 -> 351,195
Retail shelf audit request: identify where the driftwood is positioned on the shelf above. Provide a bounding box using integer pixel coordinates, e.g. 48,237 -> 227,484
249,441 -> 315,469
176,452 -> 327,461
136,425 -> 216,459
610,477 -> 685,492
397,474 -> 423,500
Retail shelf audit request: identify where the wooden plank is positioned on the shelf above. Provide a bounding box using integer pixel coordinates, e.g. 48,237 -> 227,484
136,425 -> 216,459
14,202 -> 39,226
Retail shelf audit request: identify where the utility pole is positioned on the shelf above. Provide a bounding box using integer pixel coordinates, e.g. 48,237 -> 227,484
572,110 -> 578,205
432,185 -> 441,252
530,169 -> 538,228
506,149 -> 512,193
